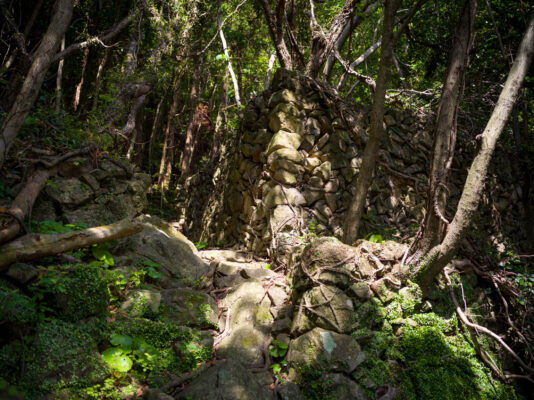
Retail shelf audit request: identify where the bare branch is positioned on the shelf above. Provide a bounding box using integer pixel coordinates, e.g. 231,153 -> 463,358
52,12 -> 138,63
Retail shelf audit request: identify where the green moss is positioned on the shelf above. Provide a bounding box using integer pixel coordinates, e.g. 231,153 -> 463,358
350,278 -> 520,400
13,318 -> 108,398
110,318 -> 212,382
30,264 -> 109,321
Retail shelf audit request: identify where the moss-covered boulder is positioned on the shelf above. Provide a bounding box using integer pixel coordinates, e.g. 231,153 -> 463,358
20,319 -> 107,397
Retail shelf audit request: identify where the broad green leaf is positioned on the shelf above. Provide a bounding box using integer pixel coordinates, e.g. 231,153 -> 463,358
101,348 -> 133,372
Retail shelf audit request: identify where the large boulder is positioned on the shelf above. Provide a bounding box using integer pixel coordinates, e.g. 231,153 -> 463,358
113,215 -> 213,288
176,359 -> 272,400
287,327 -> 366,377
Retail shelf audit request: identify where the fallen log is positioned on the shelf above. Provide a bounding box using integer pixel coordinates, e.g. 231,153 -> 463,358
0,218 -> 143,270
0,146 -> 95,244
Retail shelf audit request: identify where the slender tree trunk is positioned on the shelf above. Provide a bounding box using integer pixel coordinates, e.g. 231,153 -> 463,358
265,51 -> 277,89
158,75 -> 183,190
73,47 -> 90,111
409,0 -> 478,265
342,0 -> 401,244
55,36 -> 66,112
92,48 -> 110,110
0,0 -> 74,168
415,15 -> 534,288
212,69 -> 230,160
180,60 -> 201,179
148,96 -> 166,175
218,13 -> 241,108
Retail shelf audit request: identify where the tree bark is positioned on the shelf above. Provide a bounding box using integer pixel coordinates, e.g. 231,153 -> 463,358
92,47 -> 110,110
0,147 -> 94,244
158,75 -> 183,190
257,0 -> 293,70
342,0 -> 401,245
212,69 -> 230,160
415,15 -> 534,288
409,0 -> 478,265
73,47 -> 90,111
0,0 -> 74,168
55,36 -> 66,113
0,218 -> 144,270
180,60 -> 201,179
52,12 -> 137,63
307,0 -> 361,79
218,12 -> 241,108
323,0 -> 378,81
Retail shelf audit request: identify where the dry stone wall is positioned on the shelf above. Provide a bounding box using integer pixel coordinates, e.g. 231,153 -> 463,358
180,68 -> 530,254
214,69 -> 432,252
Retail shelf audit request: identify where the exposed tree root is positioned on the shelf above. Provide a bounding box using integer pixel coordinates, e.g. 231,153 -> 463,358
0,146 -> 95,244
443,268 -> 534,381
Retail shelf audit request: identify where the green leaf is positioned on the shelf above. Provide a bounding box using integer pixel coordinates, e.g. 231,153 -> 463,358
91,244 -> 115,266
101,348 -> 133,372
110,334 -> 133,351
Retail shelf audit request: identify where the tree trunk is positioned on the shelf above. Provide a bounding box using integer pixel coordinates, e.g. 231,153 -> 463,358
92,47 -> 110,110
342,0 -> 401,245
212,70 -> 230,160
0,147 -> 94,244
158,75 -> 183,190
218,13 -> 241,108
180,60 -> 201,179
265,51 -> 277,89
306,0 -> 360,79
55,36 -> 66,112
0,218 -> 144,270
73,47 -> 90,111
409,0 -> 478,265
148,97 -> 166,175
415,15 -> 534,288
257,0 -> 293,70
0,0 -> 74,168
323,0 -> 378,81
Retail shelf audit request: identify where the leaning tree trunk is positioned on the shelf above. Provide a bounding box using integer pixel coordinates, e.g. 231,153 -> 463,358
408,0 -> 478,265
0,218 -> 143,270
342,0 -> 401,245
415,15 -> 534,288
0,0 -> 74,168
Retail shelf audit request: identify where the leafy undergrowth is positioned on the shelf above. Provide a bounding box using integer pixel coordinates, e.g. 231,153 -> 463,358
301,277 -> 522,400
0,224 -> 212,399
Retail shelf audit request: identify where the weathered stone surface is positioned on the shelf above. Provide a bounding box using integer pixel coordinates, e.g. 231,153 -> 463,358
46,177 -> 93,206
121,290 -> 161,317
269,104 -> 303,134
321,373 -> 370,400
266,130 -> 303,155
6,263 -> 38,284
270,158 -> 304,174
302,286 -> 356,333
274,169 -> 297,185
162,288 -> 218,327
271,205 -> 297,233
314,161 -> 332,181
269,89 -> 297,107
176,360 -> 272,400
218,281 -> 273,365
287,328 -> 365,374
278,382 -> 307,400
113,215 -> 213,287
267,147 -> 304,165
264,186 -> 305,209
